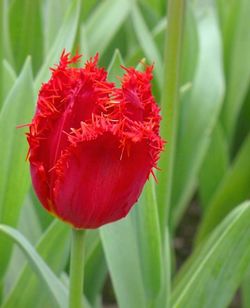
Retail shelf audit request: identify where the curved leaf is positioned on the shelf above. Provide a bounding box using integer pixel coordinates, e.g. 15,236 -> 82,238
0,224 -> 68,308
172,201 -> 250,308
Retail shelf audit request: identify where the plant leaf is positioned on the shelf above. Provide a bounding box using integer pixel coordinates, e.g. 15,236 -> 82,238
3,219 -> 69,308
8,0 -> 43,73
85,0 -> 131,56
196,134 -> 250,243
0,58 -> 34,278
218,0 -> 250,141
0,224 -> 68,308
172,200 -> 250,308
131,4 -> 163,86
198,123 -> 229,209
133,178 -> 164,301
35,0 -> 81,92
170,1 -> 225,229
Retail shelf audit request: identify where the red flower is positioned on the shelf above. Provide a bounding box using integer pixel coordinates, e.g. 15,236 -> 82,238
27,50 -> 164,229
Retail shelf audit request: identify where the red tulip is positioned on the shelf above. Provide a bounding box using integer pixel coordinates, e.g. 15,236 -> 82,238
27,50 -> 164,229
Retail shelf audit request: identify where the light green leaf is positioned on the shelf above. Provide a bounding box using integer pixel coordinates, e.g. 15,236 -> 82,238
172,201 -> 250,308
170,1 -> 225,229
133,178 -> 163,301
35,0 -> 81,92
196,134 -> 250,243
1,60 -> 16,109
0,58 -> 34,278
131,4 -> 162,86
107,49 -> 124,85
85,0 -> 131,56
3,219 -> 69,308
242,268 -> 250,308
8,0 -> 43,73
4,198 -> 42,292
218,0 -> 250,141
101,216 -> 146,308
199,123 -> 229,209
41,0 -> 72,54
0,224 -> 68,308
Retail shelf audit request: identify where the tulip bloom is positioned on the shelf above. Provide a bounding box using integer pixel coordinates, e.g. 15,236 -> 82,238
27,51 -> 163,229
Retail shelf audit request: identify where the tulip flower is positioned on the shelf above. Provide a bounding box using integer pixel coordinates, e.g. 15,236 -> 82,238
27,50 -> 163,229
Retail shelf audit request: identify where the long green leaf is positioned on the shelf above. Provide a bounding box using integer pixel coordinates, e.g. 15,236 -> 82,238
101,216 -> 146,308
0,58 -> 34,278
3,199 -> 42,291
196,134 -> 250,243
0,224 -> 68,308
198,123 -> 229,209
35,0 -> 80,92
8,0 -> 43,73
42,0 -> 72,54
218,0 -> 250,142
133,178 -> 164,302
1,60 -> 16,109
131,4 -> 163,86
172,200 -> 250,308
170,1 -> 225,229
3,219 -> 69,308
85,0 -> 131,56
242,268 -> 250,308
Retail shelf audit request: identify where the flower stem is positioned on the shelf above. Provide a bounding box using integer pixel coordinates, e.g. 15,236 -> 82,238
69,228 -> 85,308
158,0 -> 185,234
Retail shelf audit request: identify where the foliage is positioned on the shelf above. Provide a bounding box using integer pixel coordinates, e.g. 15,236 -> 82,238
0,0 -> 249,307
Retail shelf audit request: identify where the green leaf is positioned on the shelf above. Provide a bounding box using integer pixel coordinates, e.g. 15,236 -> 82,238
42,0 -> 72,54
8,0 -> 43,73
133,178 -> 164,301
242,268 -> 250,308
35,0 -> 81,92
0,58 -> 34,278
3,219 -> 69,308
131,4 -> 162,86
4,199 -> 42,291
172,200 -> 250,308
170,1 -> 225,229
218,0 -> 250,142
85,0 -> 131,56
196,134 -> 250,243
199,123 -> 229,209
0,224 -> 68,308
107,49 -> 124,85
1,60 -> 16,109
100,216 -> 146,308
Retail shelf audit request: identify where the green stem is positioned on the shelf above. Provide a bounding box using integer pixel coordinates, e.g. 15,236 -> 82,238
158,0 -> 185,235
69,228 -> 85,308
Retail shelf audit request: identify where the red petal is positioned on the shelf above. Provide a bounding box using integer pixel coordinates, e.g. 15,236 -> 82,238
52,133 -> 151,228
